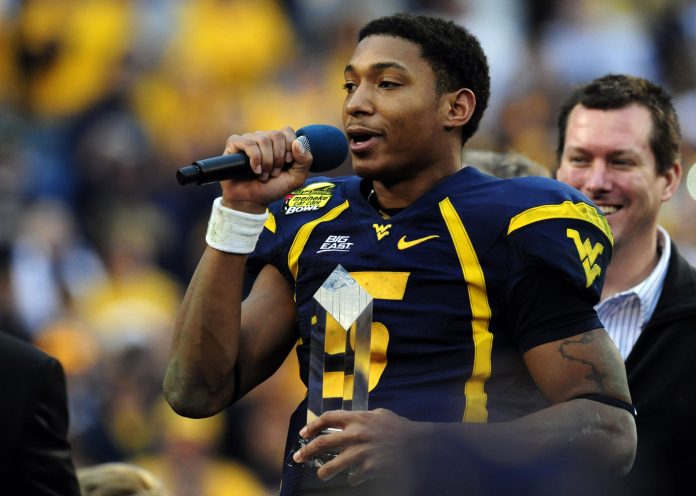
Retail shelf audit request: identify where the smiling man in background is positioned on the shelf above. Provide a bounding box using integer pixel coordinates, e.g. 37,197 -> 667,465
556,73 -> 696,494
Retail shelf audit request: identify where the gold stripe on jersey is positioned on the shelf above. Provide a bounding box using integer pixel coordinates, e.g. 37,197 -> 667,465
440,197 -> 493,423
507,201 -> 613,244
287,201 -> 350,280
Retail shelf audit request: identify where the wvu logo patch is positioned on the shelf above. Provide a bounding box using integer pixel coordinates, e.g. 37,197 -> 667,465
372,224 -> 392,240
567,228 -> 604,287
283,182 -> 335,215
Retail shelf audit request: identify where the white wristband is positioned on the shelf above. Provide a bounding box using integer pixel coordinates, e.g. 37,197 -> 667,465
205,197 -> 269,254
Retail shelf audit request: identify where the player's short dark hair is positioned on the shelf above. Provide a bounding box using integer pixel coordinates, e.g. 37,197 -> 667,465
358,13 -> 490,146
556,74 -> 681,176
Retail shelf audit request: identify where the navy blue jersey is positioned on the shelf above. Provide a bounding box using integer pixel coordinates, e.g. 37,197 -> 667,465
247,167 -> 612,493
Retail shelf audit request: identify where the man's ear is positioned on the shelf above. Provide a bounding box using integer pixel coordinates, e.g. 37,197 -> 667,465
443,88 -> 476,130
661,161 -> 682,202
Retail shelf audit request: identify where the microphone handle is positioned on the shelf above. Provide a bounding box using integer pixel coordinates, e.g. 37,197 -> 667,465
176,154 -> 256,185
176,126 -> 346,185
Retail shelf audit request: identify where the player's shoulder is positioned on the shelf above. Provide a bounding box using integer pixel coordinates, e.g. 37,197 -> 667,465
508,174 -> 590,204
446,168 -> 607,235
501,176 -> 612,296
449,167 -> 585,205
503,176 -> 611,243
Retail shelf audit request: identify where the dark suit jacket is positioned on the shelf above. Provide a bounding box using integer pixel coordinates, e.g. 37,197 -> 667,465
621,242 -> 696,494
0,332 -> 80,495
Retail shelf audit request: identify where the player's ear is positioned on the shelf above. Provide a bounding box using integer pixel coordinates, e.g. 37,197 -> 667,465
443,88 -> 476,130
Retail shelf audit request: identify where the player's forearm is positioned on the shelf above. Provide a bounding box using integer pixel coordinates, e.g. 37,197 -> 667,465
164,247 -> 246,418
422,399 -> 637,476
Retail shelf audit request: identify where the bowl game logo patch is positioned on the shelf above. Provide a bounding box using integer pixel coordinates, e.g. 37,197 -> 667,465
283,182 -> 336,215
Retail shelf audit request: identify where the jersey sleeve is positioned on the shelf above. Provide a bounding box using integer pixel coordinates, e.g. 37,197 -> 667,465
505,200 -> 613,351
245,199 -> 289,282
508,267 -> 604,352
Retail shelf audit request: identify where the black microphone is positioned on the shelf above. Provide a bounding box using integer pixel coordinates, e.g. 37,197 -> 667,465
176,124 -> 349,185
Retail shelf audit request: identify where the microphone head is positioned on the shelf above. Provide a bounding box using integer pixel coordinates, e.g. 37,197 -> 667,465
296,125 -> 349,173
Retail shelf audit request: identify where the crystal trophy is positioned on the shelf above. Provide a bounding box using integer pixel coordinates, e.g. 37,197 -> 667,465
294,264 -> 373,467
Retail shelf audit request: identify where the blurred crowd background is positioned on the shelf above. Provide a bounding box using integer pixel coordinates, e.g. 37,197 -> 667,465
0,0 -> 695,494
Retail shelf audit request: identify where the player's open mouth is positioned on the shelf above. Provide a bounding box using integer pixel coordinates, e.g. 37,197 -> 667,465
346,128 -> 382,153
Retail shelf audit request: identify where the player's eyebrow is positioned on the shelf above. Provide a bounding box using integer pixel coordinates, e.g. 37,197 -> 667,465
344,61 -> 409,75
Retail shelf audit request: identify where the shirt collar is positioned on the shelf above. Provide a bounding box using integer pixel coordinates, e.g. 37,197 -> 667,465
598,226 -> 671,326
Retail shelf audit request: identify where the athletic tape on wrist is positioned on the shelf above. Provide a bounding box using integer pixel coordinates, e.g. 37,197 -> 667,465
205,197 -> 269,254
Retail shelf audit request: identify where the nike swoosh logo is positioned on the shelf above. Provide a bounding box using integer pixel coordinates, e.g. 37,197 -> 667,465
397,235 -> 440,250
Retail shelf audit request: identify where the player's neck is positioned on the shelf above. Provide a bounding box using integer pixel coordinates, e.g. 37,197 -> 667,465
369,157 -> 462,210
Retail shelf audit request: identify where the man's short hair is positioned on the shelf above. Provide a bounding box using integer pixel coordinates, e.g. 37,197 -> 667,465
78,463 -> 165,496
358,13 -> 490,146
556,74 -> 681,175
464,149 -> 550,178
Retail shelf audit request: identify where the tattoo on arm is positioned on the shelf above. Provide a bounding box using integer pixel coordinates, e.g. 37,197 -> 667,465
558,332 -> 607,392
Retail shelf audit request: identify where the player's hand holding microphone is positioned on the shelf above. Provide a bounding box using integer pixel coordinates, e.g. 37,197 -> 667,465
177,125 -> 348,254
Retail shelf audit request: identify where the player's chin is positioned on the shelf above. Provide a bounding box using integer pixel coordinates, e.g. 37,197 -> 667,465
351,159 -> 386,179
352,157 -> 405,182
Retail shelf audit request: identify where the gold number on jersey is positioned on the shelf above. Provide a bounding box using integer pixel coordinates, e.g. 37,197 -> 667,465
321,271 -> 409,399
